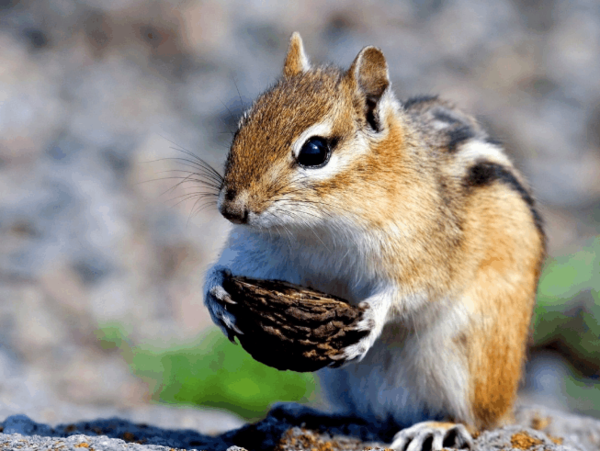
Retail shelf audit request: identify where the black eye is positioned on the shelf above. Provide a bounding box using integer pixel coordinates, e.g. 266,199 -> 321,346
297,137 -> 330,168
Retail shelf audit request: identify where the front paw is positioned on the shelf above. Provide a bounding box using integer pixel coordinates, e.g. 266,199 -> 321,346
330,302 -> 378,366
204,266 -> 242,342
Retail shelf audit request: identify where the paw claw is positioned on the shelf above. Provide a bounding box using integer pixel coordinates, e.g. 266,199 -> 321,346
328,352 -> 346,361
334,318 -> 378,364
226,330 -> 237,344
210,285 -> 236,304
231,323 -> 243,335
222,297 -> 237,305
205,267 -> 240,340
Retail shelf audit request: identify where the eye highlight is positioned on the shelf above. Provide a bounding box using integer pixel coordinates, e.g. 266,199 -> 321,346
297,136 -> 330,168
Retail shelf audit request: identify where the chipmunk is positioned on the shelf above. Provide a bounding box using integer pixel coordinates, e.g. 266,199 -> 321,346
203,32 -> 546,450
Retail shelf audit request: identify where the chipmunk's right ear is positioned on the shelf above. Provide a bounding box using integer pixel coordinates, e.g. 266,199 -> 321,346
347,46 -> 390,100
346,46 -> 390,131
283,32 -> 310,78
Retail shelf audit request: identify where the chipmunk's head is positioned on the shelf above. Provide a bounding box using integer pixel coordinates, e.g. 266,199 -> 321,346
218,32 -> 402,232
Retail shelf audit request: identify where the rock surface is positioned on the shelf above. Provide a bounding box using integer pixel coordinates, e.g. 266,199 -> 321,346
0,405 -> 598,451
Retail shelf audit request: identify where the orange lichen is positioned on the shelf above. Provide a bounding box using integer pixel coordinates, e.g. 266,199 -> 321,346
510,432 -> 543,449
276,427 -> 381,451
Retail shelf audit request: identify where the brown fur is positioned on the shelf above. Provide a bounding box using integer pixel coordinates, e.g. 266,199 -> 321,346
283,32 -> 309,78
461,185 -> 544,429
220,33 -> 546,434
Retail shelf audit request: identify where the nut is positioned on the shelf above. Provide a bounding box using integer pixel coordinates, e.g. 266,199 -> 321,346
223,275 -> 367,372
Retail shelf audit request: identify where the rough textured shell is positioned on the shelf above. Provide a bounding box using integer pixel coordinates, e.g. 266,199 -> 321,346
223,275 -> 367,372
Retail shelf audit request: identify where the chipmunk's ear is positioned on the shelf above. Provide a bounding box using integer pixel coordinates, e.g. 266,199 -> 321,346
283,32 -> 310,78
346,46 -> 390,131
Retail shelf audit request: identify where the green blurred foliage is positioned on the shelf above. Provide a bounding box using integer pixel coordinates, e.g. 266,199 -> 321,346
533,236 -> 600,363
533,236 -> 600,415
564,373 -> 600,418
95,326 -> 316,420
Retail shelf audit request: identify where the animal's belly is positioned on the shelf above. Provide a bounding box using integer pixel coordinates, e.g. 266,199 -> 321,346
316,322 -> 451,427
317,356 -> 443,428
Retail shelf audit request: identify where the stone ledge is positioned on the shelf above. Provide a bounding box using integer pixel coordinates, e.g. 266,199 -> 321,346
0,405 -> 598,451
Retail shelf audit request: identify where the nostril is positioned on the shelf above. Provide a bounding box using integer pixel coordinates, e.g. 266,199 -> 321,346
225,189 -> 237,201
241,208 -> 249,223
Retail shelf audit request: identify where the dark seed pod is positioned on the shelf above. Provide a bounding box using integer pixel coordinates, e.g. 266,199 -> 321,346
222,275 -> 368,372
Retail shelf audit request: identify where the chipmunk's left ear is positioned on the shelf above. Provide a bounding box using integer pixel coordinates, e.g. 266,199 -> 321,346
347,46 -> 390,131
283,32 -> 310,78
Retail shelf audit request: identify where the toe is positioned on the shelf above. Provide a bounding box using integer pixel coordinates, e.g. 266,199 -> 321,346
390,435 -> 408,451
447,424 -> 473,449
431,430 -> 445,450
405,431 -> 431,451
216,307 -> 243,336
391,427 -> 417,450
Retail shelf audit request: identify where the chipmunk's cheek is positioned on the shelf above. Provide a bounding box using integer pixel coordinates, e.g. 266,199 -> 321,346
244,209 -> 275,229
247,211 -> 266,227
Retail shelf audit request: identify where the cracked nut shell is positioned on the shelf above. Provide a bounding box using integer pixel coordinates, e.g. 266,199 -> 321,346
222,275 -> 367,372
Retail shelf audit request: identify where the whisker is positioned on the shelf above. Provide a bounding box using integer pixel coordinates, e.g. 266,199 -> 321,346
232,76 -> 246,113
148,158 -> 223,188
140,175 -> 220,188
277,208 -> 332,252
154,175 -> 220,199
188,199 -> 218,225
157,135 -> 221,171
167,153 -> 223,177
141,136 -> 226,221
168,161 -> 224,186
147,174 -> 222,190
169,193 -> 218,209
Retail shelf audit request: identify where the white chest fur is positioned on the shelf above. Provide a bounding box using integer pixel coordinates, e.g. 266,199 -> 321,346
318,299 -> 473,426
218,226 -> 473,425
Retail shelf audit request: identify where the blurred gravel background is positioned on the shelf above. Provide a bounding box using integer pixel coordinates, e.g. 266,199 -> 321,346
0,0 -> 599,426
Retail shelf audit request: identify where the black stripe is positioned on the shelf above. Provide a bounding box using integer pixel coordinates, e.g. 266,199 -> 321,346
447,125 -> 476,152
465,161 -> 544,235
403,95 -> 438,109
433,109 -> 461,125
